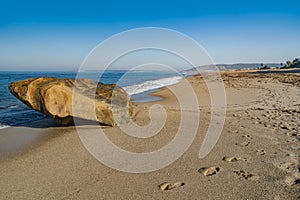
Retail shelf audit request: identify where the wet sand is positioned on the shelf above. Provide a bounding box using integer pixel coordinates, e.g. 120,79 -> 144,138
0,71 -> 299,199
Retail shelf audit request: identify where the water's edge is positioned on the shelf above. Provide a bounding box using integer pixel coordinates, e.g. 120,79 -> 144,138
0,71 -> 183,128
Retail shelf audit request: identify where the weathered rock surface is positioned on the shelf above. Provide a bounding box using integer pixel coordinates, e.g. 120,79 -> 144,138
8,77 -> 133,126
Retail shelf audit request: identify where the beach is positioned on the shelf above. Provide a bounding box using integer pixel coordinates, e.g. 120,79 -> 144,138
0,71 -> 299,199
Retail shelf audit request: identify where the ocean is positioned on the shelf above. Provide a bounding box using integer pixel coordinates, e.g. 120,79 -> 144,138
0,70 -> 183,128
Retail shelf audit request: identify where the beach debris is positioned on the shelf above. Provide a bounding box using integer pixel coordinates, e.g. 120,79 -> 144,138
8,77 -> 133,126
159,182 -> 185,191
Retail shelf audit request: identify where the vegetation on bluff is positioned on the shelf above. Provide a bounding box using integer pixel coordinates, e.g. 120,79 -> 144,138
259,58 -> 300,70
281,58 -> 300,69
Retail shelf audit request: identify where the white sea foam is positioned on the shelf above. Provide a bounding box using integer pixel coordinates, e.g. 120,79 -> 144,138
8,105 -> 18,109
123,76 -> 182,96
0,124 -> 10,130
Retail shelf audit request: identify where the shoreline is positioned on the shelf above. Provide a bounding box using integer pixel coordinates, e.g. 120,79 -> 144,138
0,70 -> 299,199
0,68 -> 298,157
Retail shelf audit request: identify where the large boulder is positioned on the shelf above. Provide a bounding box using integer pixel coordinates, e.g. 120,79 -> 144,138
8,77 -> 133,126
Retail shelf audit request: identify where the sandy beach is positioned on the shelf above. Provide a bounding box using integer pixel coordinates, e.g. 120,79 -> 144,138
0,71 -> 299,199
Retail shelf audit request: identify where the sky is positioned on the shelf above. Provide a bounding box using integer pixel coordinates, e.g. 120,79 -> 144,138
0,0 -> 299,71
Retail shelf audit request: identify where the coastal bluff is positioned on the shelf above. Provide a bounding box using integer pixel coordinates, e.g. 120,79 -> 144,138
8,77 -> 133,126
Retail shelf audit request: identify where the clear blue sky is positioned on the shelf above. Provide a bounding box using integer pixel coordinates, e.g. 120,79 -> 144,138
0,0 -> 299,70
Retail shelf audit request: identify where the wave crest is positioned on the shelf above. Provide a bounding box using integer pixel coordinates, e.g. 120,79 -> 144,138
124,76 -> 182,96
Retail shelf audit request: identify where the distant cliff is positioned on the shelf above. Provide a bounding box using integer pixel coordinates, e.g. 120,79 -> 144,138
183,63 -> 282,75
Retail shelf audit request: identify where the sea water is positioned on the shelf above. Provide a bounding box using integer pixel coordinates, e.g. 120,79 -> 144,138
0,70 -> 183,128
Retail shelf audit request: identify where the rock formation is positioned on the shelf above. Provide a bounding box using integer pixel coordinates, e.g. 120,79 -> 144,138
8,77 -> 133,126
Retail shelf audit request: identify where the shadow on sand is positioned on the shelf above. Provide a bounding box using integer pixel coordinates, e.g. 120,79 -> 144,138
9,116 -> 110,129
0,117 -> 110,159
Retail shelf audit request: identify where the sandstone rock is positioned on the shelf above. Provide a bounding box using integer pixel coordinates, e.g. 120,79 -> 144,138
9,77 -> 133,126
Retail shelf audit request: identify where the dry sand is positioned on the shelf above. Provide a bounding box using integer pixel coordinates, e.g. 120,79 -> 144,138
0,71 -> 299,199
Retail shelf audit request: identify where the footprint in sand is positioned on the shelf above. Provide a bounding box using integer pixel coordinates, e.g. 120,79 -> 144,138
256,149 -> 266,155
233,170 -> 259,181
239,141 -> 250,147
242,135 -> 252,139
222,156 -> 246,162
159,182 -> 185,191
284,174 -> 300,186
278,162 -> 299,173
198,166 -> 221,176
